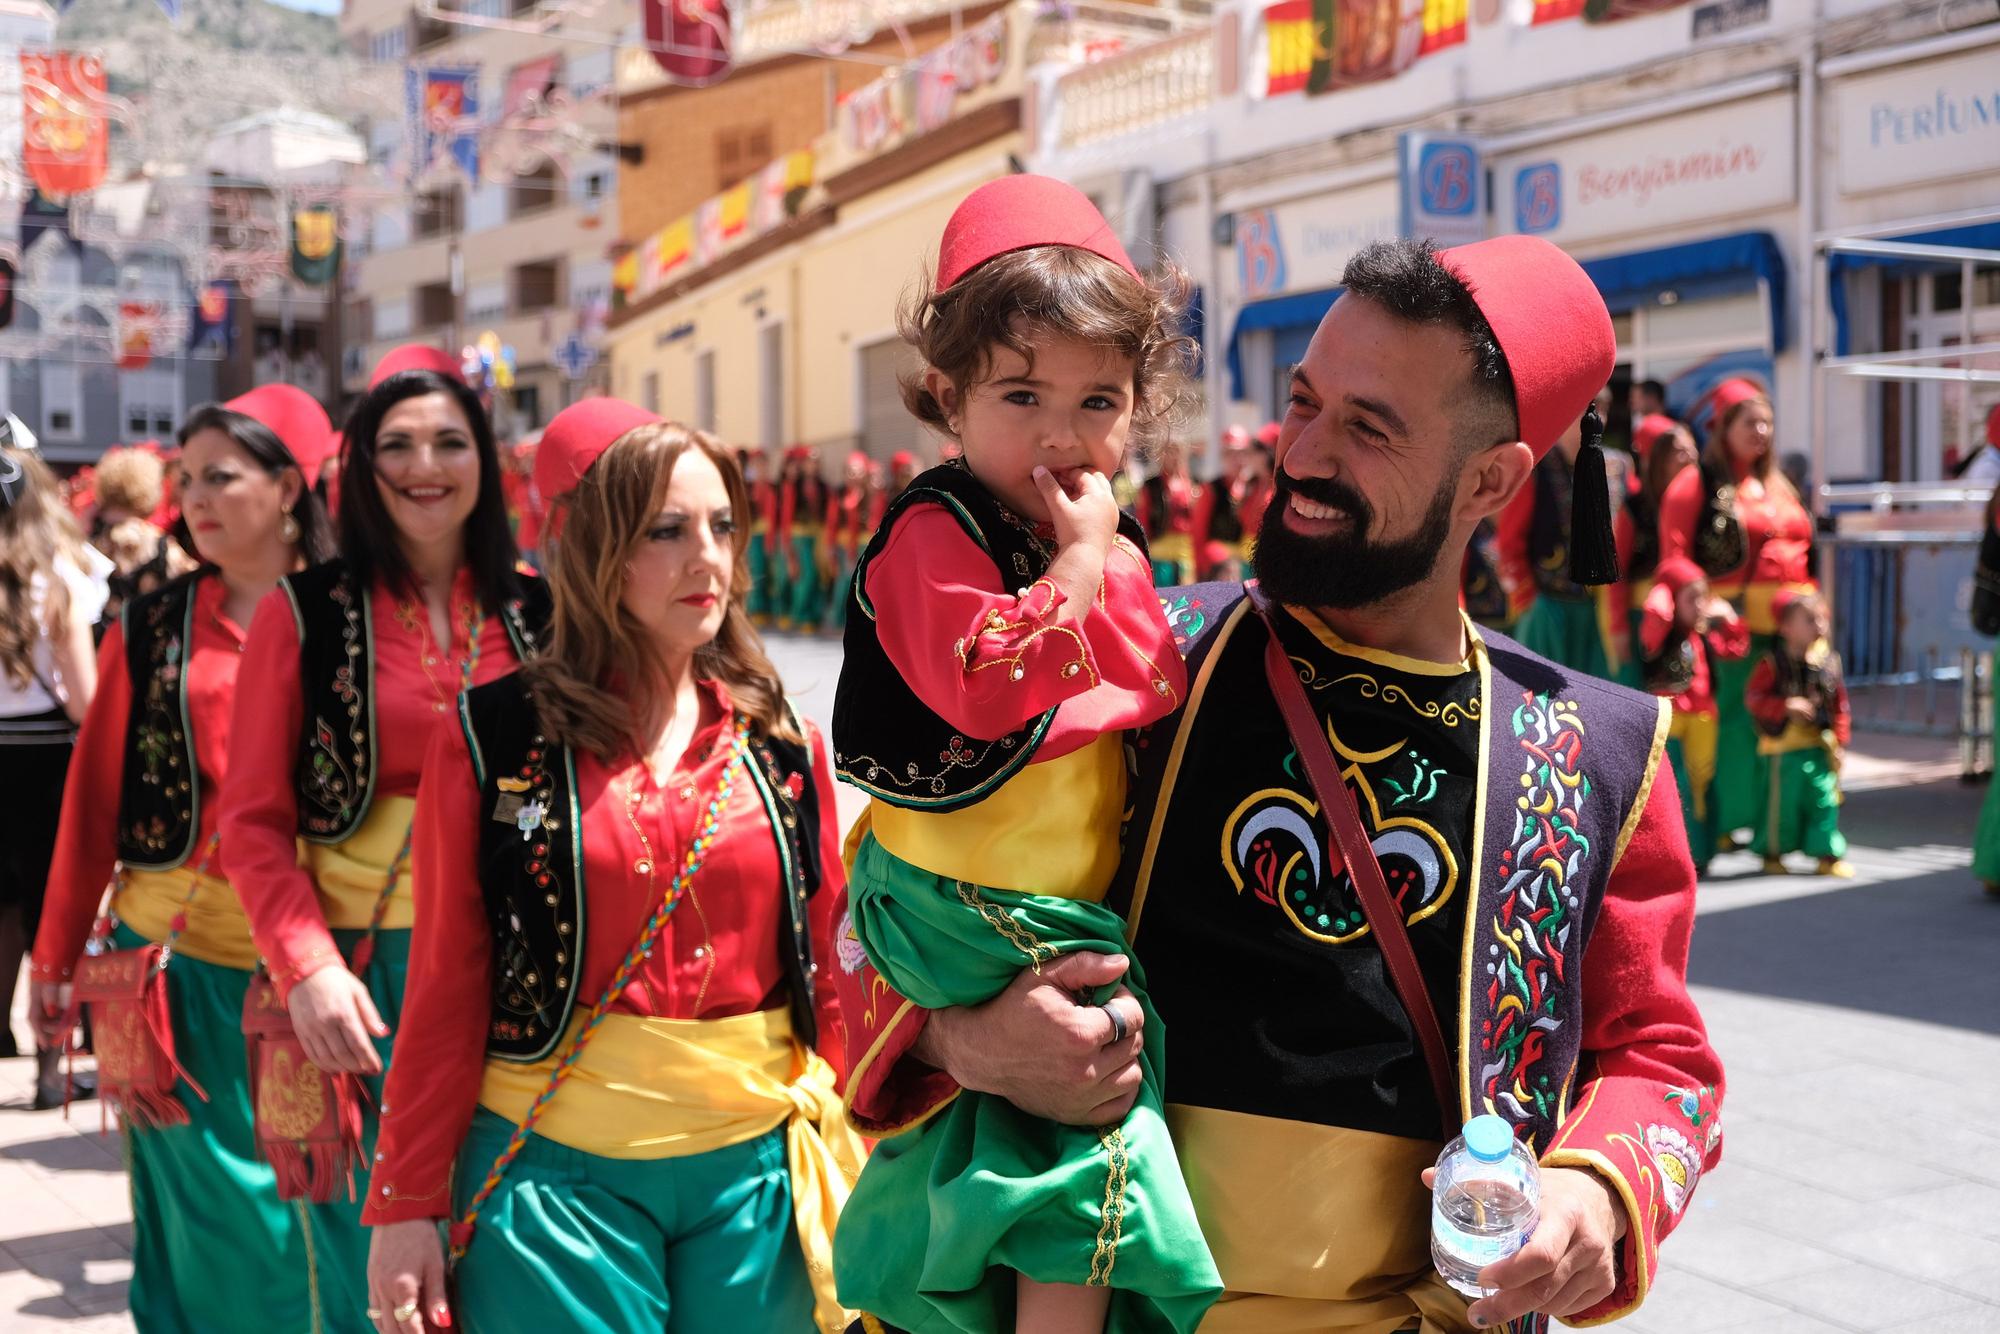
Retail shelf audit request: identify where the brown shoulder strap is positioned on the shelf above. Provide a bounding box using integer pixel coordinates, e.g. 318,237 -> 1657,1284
1245,582 -> 1459,1135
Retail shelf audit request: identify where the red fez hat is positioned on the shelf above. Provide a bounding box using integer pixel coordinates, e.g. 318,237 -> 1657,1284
1437,236 -> 1615,457
1255,422 -> 1282,448
1709,378 -> 1767,423
846,450 -> 869,471
371,344 -> 464,389
1652,555 -> 1706,598
936,175 -> 1138,291
532,397 -> 661,502
890,450 -> 916,470
1632,413 -> 1679,462
225,385 -> 336,487
1984,402 -> 2000,449
1771,587 -> 1818,624
1222,425 -> 1251,451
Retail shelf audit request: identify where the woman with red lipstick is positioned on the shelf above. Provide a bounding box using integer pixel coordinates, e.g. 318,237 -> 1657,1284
222,355 -> 548,1332
30,386 -> 336,1333
361,400 -> 857,1334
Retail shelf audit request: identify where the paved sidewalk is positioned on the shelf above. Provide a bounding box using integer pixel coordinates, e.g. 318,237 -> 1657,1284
3,630 -> 1994,1331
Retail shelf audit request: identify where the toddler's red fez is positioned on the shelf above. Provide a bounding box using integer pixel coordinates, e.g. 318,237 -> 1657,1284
370,344 -> 463,388
1709,378 -> 1767,421
225,385 -> 336,487
1437,235 -> 1615,456
1652,555 -> 1706,597
936,175 -> 1138,291
533,397 -> 661,501
1632,413 -> 1679,461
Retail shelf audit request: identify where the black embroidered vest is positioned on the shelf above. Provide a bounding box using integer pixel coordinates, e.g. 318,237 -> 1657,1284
831,462 -> 1145,812
116,568 -> 212,869
1118,582 -> 1667,1159
281,560 -> 550,844
1755,642 -> 1845,737
460,672 -> 824,1063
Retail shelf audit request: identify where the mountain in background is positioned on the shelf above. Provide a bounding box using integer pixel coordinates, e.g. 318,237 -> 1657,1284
56,0 -> 342,64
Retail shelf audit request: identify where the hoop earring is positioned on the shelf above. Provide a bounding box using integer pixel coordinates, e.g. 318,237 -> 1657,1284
279,505 -> 300,545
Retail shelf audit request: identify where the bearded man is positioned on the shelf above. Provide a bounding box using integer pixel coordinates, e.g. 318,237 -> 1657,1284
835,235 -> 1722,1334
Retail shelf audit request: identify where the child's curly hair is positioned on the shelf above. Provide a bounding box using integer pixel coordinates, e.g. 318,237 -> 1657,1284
899,245 -> 1198,458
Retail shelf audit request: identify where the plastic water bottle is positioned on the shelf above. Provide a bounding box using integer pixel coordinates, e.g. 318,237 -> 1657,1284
1431,1113 -> 1540,1298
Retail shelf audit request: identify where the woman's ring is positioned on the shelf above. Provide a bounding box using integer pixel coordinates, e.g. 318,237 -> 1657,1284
393,1300 -> 420,1322
1101,1003 -> 1128,1046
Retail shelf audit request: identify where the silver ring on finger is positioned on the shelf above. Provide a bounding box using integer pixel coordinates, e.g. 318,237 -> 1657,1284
393,1300 -> 420,1322
365,1310 -> 384,1322
1100,1002 -> 1127,1047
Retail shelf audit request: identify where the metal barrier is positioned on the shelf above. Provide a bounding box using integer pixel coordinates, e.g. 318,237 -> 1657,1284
1820,483 -> 1987,764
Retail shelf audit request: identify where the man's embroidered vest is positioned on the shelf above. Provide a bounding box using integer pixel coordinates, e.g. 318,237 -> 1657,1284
117,568 -> 213,870
459,672 -> 824,1063
280,560 -> 550,844
831,462 -> 1145,812
1124,582 -> 1667,1154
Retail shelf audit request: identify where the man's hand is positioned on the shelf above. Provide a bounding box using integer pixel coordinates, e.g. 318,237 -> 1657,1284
1428,1164 -> 1627,1326
916,951 -> 1144,1126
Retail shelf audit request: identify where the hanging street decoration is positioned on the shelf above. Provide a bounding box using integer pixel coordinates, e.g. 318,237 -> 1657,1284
20,52 -> 111,198
290,203 -> 342,286
406,65 -> 482,184
645,0 -> 734,84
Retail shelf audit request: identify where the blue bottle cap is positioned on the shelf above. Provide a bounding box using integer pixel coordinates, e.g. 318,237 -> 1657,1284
1464,1114 -> 1515,1162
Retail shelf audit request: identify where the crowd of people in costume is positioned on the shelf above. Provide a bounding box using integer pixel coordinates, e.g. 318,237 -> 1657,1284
18,167 -> 1998,1334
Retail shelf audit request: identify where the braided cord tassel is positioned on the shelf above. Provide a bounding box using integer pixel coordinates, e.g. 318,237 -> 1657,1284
448,715 -> 752,1261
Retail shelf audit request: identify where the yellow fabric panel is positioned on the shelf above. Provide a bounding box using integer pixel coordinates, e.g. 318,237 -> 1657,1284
115,865 -> 258,970
307,794 -> 416,930
1166,1104 -> 1473,1334
1735,581 -> 1817,637
867,733 -> 1124,900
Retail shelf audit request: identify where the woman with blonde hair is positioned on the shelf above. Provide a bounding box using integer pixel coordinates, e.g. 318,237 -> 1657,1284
363,399 -> 858,1334
1657,378 -> 1816,848
0,442 -> 109,1105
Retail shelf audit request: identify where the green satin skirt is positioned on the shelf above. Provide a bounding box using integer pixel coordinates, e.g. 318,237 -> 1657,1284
113,924 -> 313,1334
786,534 -> 824,630
449,1110 -> 813,1333
1711,643 -> 1769,838
1513,593 -> 1612,682
299,926 -> 411,1334
833,833 -> 1220,1334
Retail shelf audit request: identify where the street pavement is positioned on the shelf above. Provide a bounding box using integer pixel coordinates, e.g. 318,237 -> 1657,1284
2,629 -> 1993,1331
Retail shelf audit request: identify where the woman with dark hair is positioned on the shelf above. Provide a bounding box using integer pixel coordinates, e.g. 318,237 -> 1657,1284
1657,379 -> 1816,846
362,400 -> 857,1334
222,352 -> 548,1331
29,386 -> 336,1332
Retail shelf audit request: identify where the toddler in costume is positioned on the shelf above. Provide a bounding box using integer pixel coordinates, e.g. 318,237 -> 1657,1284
1639,556 -> 1749,873
829,176 -> 1220,1333
1746,589 -> 1852,875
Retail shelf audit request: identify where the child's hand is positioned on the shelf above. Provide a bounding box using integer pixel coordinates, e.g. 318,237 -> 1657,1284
1705,597 -> 1739,625
1785,696 -> 1816,725
1033,466 -> 1118,557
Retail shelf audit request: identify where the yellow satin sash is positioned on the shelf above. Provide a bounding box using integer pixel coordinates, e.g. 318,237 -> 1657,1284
476,1007 -> 865,1334
115,865 -> 259,971
1151,530 -> 1194,567
1167,1104 -> 1473,1334
1757,720 -> 1834,757
867,732 -> 1125,900
307,794 -> 417,930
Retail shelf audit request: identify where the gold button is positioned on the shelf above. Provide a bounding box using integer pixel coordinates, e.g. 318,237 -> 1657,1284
634,859 -> 653,875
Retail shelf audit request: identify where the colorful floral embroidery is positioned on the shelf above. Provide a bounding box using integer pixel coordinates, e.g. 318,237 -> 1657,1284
124,590 -> 195,860
1479,691 -> 1591,1131
1161,593 -> 1208,648
301,579 -> 369,837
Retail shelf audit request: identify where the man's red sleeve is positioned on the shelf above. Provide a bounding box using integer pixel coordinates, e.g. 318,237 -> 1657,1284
1543,750 -> 1726,1325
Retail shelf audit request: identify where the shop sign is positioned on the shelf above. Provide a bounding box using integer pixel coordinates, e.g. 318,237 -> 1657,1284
1492,93 -> 1794,247
1398,132 -> 1485,248
1233,179 -> 1402,299
1835,45 -> 2000,195
1690,0 -> 1768,40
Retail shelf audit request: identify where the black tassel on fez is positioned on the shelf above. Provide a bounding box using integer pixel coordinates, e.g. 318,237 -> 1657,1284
1569,405 -> 1620,587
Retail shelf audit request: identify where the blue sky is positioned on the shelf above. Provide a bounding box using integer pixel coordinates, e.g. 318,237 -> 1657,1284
271,0 -> 342,14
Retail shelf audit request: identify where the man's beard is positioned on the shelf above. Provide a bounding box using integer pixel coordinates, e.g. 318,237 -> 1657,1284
1251,468 -> 1458,610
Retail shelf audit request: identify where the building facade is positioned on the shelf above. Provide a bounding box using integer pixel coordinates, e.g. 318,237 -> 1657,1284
338,0 -> 620,434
